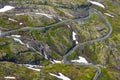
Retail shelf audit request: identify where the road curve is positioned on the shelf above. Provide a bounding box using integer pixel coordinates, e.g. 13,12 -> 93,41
0,4 -> 112,80
0,5 -> 92,37
63,8 -> 112,62
63,8 -> 112,80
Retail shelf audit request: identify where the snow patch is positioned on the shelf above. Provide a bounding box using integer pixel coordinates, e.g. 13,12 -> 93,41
16,13 -> 25,15
13,38 -> 24,45
51,59 -> 62,64
71,56 -> 88,64
104,13 -> 114,17
11,35 -> 21,38
4,76 -> 16,79
72,31 -> 78,44
67,25 -> 71,28
0,5 -> 15,12
8,18 -> 18,22
26,43 -> 30,48
19,22 -> 23,25
24,64 -> 42,72
27,67 -> 41,71
75,41 -> 79,44
59,18 -> 63,21
43,50 -> 48,59
89,1 -> 105,8
72,32 -> 77,40
35,13 -> 53,18
24,64 -> 43,68
16,12 -> 53,18
49,73 -> 71,80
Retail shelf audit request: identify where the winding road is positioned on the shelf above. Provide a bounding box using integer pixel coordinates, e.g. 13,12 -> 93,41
0,3 -> 113,80
63,8 -> 112,80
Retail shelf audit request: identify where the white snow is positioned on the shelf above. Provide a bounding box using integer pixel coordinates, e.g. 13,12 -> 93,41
43,51 -> 48,59
75,41 -> 79,44
26,44 -> 30,48
89,1 -> 105,8
4,76 -> 16,79
19,22 -> 23,25
13,38 -> 24,45
22,64 -> 43,67
49,73 -> 71,80
8,18 -> 24,25
24,64 -> 42,72
16,12 -> 53,18
16,13 -> 25,15
59,18 -> 63,21
72,32 -> 77,40
72,31 -> 78,44
67,25 -> 71,28
53,60 -> 62,63
0,5 -> 15,12
51,59 -> 62,64
44,54 -> 48,59
8,18 -> 18,22
71,56 -> 88,64
35,13 -> 53,18
104,13 -> 114,17
11,35 -> 21,38
27,67 -> 41,71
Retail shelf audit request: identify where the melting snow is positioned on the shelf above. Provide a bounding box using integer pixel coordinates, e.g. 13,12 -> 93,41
13,38 -> 24,45
53,60 -> 62,63
11,35 -> 21,38
67,25 -> 71,28
43,50 -> 48,59
104,13 -> 114,17
27,67 -> 40,71
4,76 -> 16,79
72,31 -> 78,44
24,64 -> 42,72
26,43 -> 30,48
59,18 -> 63,21
16,13 -> 25,15
35,13 -> 53,18
75,41 -> 78,44
0,5 -> 15,12
16,12 -> 53,18
19,22 -> 23,25
8,18 -> 18,22
72,32 -> 77,40
49,73 -> 71,80
51,59 -> 62,64
89,1 -> 105,8
71,56 -> 88,64
11,36 -> 31,48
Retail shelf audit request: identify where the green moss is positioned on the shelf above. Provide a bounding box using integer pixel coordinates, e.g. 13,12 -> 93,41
40,64 -> 96,80
40,59 -> 51,66
67,51 -> 78,60
0,62 -> 40,80
97,67 -> 120,80
98,67 -> 111,80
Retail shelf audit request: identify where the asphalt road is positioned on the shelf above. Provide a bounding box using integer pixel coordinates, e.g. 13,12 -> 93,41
63,8 -> 112,80
0,4 -> 112,80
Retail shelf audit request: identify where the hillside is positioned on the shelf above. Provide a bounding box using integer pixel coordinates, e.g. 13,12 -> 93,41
0,0 -> 120,80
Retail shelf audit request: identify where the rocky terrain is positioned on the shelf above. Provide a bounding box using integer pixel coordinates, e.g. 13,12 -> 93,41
0,0 -> 120,80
